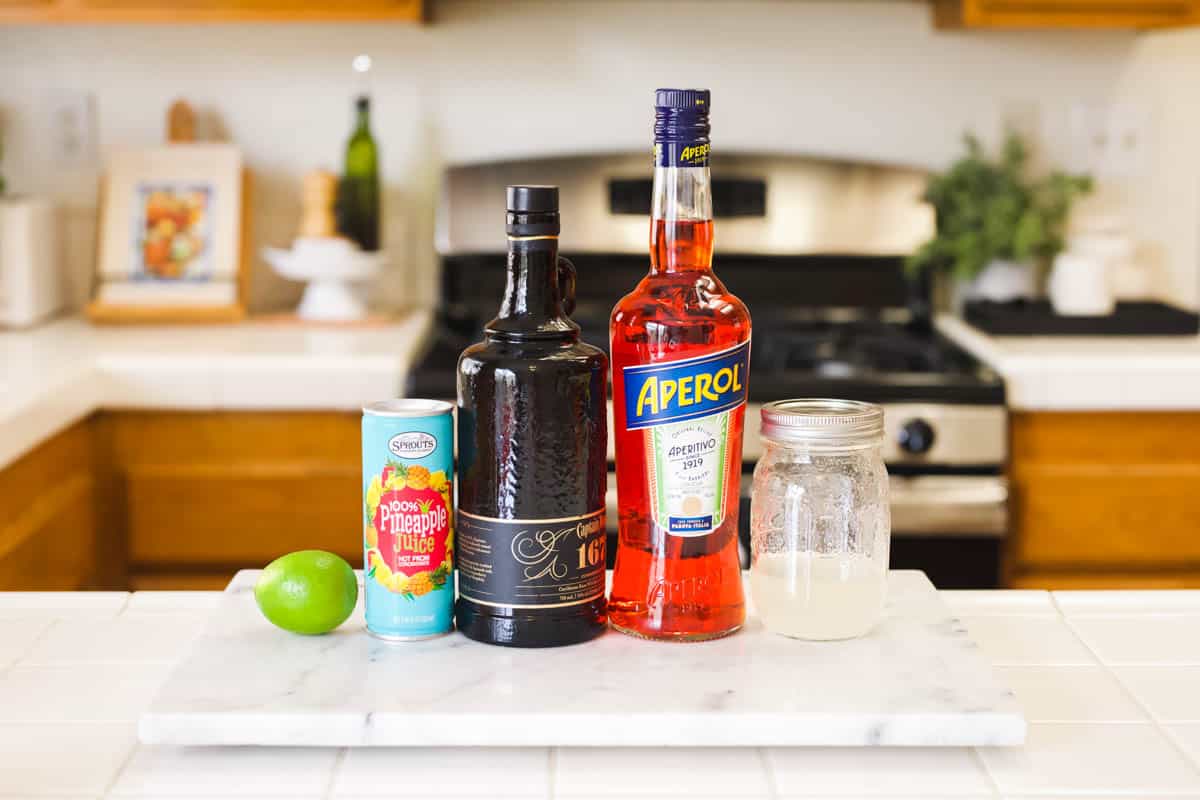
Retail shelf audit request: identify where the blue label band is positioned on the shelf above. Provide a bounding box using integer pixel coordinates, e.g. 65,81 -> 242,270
623,340 -> 750,430
669,515 -> 714,533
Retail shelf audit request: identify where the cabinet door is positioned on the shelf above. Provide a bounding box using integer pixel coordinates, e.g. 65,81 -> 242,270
1008,411 -> 1200,589
0,422 -> 96,591
105,411 -> 363,570
934,0 -> 1197,28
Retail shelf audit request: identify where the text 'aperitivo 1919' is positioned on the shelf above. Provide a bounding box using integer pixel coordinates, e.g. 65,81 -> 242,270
608,89 -> 752,641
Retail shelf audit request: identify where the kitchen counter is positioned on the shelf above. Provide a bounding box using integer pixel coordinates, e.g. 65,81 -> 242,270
937,314 -> 1200,410
0,311 -> 434,471
3,589 -> 1200,797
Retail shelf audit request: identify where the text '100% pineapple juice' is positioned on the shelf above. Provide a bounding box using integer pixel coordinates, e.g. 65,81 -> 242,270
361,399 -> 455,640
608,89 -> 752,641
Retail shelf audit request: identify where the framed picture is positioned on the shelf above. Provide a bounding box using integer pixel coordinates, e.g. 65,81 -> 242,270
89,144 -> 248,323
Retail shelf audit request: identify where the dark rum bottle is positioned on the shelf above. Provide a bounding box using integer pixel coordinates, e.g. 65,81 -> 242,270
609,89 -> 751,641
455,186 -> 609,648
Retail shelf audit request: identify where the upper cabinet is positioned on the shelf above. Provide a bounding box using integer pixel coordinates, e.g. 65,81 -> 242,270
0,0 -> 424,24
932,0 -> 1198,28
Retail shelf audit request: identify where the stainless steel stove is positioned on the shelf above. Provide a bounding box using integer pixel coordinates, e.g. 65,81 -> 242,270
414,153 -> 1008,588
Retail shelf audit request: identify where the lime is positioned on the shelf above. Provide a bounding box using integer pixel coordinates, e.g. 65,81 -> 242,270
254,550 -> 358,635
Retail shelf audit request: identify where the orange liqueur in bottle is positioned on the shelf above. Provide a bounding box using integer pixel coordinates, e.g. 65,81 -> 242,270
608,89 -> 751,641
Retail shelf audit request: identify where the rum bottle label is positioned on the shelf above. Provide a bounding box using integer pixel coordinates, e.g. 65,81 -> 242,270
457,509 -> 606,608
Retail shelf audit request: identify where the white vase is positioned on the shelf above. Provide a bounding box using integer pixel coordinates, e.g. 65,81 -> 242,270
966,259 -> 1036,303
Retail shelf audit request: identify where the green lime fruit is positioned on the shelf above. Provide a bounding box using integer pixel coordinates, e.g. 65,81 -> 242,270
255,550 -> 358,635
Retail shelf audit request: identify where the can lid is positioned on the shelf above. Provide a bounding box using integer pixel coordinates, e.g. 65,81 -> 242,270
760,399 -> 884,445
363,399 -> 454,418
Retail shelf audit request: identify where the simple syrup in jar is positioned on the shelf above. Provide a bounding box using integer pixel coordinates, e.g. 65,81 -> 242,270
750,399 -> 891,641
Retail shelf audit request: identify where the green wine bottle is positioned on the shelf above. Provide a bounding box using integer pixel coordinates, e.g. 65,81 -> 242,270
337,95 -> 380,252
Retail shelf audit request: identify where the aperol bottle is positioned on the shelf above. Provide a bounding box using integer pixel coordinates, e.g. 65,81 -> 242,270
608,89 -> 751,641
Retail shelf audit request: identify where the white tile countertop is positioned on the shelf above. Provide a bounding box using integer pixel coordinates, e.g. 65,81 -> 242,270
936,314 -> 1200,411
0,311 -> 434,471
3,589 -> 1200,797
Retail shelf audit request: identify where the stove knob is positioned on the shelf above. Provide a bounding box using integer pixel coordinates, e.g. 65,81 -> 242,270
898,418 -> 936,455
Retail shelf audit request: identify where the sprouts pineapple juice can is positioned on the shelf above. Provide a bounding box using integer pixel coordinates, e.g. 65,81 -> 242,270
362,399 -> 454,640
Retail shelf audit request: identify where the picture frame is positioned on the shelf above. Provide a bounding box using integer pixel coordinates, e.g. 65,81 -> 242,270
87,144 -> 250,324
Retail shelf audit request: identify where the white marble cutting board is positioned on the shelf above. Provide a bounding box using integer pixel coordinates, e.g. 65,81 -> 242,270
139,570 -> 1025,747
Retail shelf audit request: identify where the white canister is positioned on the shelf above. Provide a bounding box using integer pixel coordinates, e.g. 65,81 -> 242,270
1048,250 -> 1114,316
0,197 -> 64,328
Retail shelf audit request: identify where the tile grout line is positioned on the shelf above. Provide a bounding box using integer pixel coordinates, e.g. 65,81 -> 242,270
1051,592 -> 1200,778
99,735 -> 141,798
755,746 -> 779,800
959,612 -> 1098,668
321,747 -> 348,800
6,616 -> 61,671
546,747 -> 556,800
965,741 -> 1004,799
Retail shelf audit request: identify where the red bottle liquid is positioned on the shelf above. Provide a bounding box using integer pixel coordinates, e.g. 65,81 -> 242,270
609,89 -> 751,641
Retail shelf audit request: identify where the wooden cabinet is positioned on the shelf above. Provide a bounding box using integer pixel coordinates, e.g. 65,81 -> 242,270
932,0 -> 1198,28
0,411 -> 364,591
0,422 -> 98,590
8,408 -> 1200,591
0,0 -> 423,24
1008,411 -> 1200,589
101,411 -> 362,590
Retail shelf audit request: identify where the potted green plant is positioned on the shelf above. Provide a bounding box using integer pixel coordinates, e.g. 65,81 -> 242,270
906,132 -> 1092,306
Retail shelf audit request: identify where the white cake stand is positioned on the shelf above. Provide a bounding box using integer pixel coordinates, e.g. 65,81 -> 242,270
262,238 -> 385,322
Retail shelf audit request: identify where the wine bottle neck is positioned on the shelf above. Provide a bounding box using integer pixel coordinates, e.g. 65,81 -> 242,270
650,166 -> 714,274
354,107 -> 371,134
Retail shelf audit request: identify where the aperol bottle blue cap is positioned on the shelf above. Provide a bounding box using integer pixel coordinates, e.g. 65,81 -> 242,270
654,88 -> 710,111
653,88 -> 711,167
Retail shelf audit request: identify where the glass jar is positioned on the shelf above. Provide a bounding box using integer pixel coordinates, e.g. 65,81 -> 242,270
750,399 -> 891,640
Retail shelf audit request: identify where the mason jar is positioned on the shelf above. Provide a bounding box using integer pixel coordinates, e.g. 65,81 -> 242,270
750,399 -> 890,640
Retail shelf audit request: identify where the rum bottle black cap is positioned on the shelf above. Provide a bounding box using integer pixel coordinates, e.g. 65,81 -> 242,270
506,185 -> 558,214
506,185 -> 560,236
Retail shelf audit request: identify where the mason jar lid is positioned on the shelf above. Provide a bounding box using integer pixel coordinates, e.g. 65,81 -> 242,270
760,399 -> 884,446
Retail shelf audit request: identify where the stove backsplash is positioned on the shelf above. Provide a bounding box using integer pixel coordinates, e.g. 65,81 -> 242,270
442,252 -> 922,331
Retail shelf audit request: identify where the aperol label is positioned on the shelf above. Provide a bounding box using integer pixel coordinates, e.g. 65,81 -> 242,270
623,341 -> 748,537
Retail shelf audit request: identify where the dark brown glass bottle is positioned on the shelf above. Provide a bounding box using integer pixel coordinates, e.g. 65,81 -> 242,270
455,185 -> 609,648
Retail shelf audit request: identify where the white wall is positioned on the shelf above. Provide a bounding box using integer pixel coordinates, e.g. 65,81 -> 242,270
0,1 -> 1153,312
1110,26 -> 1200,310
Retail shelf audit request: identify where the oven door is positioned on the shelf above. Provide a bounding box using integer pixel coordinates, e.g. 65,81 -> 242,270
887,474 -> 1008,588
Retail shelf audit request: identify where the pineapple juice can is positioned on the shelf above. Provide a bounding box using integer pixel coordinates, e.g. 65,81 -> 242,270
362,399 -> 455,640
